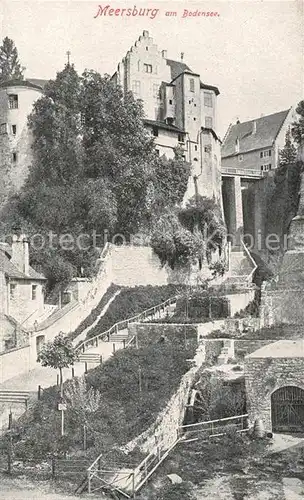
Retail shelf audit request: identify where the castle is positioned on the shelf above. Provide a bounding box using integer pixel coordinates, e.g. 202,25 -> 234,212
0,31 -> 297,248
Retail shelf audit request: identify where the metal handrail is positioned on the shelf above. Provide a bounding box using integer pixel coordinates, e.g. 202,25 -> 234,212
75,295 -> 179,354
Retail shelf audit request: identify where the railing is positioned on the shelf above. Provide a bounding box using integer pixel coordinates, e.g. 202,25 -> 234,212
85,414 -> 249,497
241,241 -> 257,284
179,413 -> 249,441
221,166 -> 266,179
75,295 -> 178,354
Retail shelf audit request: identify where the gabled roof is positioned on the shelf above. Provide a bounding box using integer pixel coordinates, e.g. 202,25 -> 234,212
222,109 -> 290,158
166,59 -> 192,81
166,59 -> 220,95
0,248 -> 46,280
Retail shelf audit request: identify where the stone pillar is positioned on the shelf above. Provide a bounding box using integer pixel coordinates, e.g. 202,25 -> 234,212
226,176 -> 243,247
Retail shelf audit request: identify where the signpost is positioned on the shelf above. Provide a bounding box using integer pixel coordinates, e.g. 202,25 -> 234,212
58,399 -> 67,436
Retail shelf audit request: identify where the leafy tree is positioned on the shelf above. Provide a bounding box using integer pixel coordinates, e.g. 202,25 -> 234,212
292,100 -> 304,146
37,333 -> 78,397
0,37 -> 24,83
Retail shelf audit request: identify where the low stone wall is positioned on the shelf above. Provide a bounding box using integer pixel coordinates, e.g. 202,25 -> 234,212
128,320 -> 225,347
224,317 -> 261,337
0,344 -> 32,384
122,345 -> 206,454
200,338 -> 277,364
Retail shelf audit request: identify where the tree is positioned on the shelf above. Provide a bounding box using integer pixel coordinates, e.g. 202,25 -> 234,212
0,37 -> 24,83
37,333 -> 78,397
292,100 -> 304,146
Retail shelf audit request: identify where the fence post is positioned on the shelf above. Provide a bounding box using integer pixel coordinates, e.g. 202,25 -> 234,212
96,337 -> 98,347
8,411 -> 12,430
57,374 -> 59,386
51,456 -> 55,477
113,343 -> 116,353
123,339 -> 126,349
38,385 -> 41,400
87,469 -> 91,494
71,367 -> 75,378
100,355 -> 103,364
84,362 -> 88,374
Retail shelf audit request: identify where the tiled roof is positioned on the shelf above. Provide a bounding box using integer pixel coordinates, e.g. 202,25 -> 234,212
144,119 -> 185,134
166,59 -> 220,95
27,78 -> 49,89
0,79 -> 44,92
166,59 -> 192,80
222,109 -> 290,158
0,248 -> 46,280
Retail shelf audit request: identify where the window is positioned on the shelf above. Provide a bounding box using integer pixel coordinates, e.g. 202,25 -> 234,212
178,134 -> 184,143
155,149 -> 160,156
204,92 -> 213,107
0,123 -> 7,134
189,78 -> 195,92
193,117 -> 196,121
194,145 -> 198,151
169,99 -> 173,105
32,285 -> 37,300
10,284 -> 16,299
12,125 -> 17,135
152,126 -> 158,137
8,94 -> 18,109
238,155 -> 243,162
146,46 -> 149,51
261,164 -> 272,172
204,145 -> 211,153
193,157 -> 198,162
205,117 -> 213,129
12,152 -> 17,162
260,150 -> 272,158
144,63 -> 152,73
132,80 -> 141,97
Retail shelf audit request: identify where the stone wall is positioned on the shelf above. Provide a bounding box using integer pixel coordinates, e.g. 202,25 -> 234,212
200,338 -> 277,364
122,345 -> 206,454
245,356 -> 304,431
0,344 -> 32,384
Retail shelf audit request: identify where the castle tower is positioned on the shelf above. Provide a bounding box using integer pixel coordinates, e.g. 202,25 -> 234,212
0,80 -> 44,206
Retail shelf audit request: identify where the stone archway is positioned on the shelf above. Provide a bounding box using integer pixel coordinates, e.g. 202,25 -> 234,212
271,386 -> 304,433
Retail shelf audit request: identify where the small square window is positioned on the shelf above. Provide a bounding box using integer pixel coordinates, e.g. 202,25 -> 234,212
144,63 -> 152,73
189,78 -> 195,92
193,117 -> 196,121
169,99 -> 173,105
12,125 -> 17,135
194,145 -> 198,151
12,152 -> 17,162
178,134 -> 184,143
146,46 -> 149,51
260,152 -> 263,158
152,126 -> 158,137
269,150 -> 272,156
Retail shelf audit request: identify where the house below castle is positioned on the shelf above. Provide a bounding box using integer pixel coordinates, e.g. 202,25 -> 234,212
0,234 -> 46,350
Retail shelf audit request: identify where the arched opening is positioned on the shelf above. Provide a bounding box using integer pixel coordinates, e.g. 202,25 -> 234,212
271,386 -> 304,433
36,335 -> 45,355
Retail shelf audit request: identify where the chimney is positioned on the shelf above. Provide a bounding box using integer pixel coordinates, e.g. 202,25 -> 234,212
143,30 -> 149,38
161,49 -> 167,59
252,120 -> 257,134
11,232 -> 29,275
181,52 -> 184,62
235,138 -> 240,153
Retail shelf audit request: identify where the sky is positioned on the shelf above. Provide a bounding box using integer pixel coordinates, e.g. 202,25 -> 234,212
1,0 -> 303,137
